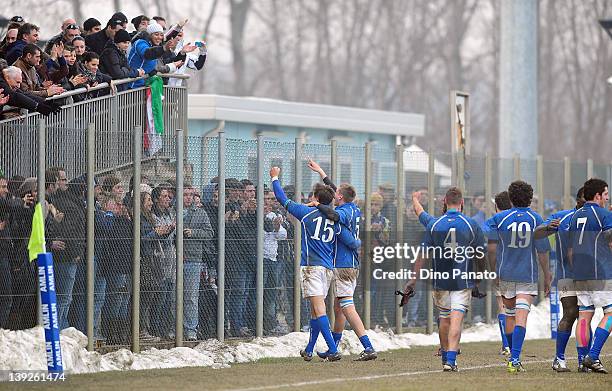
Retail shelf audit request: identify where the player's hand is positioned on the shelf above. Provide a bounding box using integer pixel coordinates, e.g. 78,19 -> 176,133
412,191 -> 421,204
547,219 -> 561,231
269,167 -> 281,178
307,158 -> 323,175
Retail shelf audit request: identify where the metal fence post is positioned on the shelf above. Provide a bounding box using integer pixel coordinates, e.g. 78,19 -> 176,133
256,134 -> 264,338
131,125 -> 142,353
514,153 -> 521,180
395,144 -> 405,333
217,130 -> 226,342
327,139 -> 338,324
363,142 -> 372,329
427,148 -> 435,334
586,159 -> 593,179
563,157 -> 571,210
536,155 -> 545,302
484,153 -> 492,324
457,148 -> 465,193
175,129 -> 184,347
36,118 -> 46,326
86,122 -> 95,351
293,137 -> 303,332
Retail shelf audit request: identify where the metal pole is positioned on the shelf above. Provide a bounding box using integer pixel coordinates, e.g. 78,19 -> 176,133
513,153 -> 521,181
328,139 -> 338,325
256,134 -> 264,338
293,137 -> 303,332
86,122 -> 95,351
587,159 -> 593,179
36,119 -> 46,326
395,144 -> 405,333
175,129 -> 184,347
131,125 -> 142,353
484,153 -> 492,324
563,157 -> 571,210
217,130 -> 226,342
363,142 -> 372,329
536,155 -> 544,302
457,148 -> 465,193
427,148 -> 435,334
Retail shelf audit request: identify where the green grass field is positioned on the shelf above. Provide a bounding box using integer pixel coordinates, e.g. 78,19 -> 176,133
6,338 -> 612,391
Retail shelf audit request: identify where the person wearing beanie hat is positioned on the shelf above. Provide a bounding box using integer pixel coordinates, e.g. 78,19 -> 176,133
85,16 -> 125,55
146,21 -> 164,35
100,28 -> 144,89
83,18 -> 101,35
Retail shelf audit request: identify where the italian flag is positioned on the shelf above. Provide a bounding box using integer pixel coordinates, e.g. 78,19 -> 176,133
144,76 -> 164,156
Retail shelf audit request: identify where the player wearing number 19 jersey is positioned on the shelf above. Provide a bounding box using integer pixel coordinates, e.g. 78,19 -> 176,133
566,178 -> 612,374
487,181 -> 552,373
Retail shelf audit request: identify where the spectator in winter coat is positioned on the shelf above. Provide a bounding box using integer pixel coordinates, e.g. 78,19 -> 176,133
80,51 -> 111,97
100,29 -> 144,88
0,65 -> 61,118
127,22 -> 185,88
5,23 -> 39,65
13,44 -> 64,98
83,18 -> 101,36
85,17 -> 125,56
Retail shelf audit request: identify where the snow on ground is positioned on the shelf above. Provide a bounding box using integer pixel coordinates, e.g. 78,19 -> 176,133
0,300 -> 603,375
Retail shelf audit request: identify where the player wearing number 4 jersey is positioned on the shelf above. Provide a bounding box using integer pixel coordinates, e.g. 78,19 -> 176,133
566,178 -> 612,374
487,181 -> 552,373
307,159 -> 376,361
405,187 -> 487,372
269,166 -> 361,362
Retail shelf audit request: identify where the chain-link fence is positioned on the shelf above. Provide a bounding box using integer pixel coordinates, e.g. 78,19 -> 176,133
1,112 -> 609,351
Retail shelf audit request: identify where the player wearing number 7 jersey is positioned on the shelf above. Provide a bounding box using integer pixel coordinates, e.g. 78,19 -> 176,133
566,178 -> 612,374
269,166 -> 361,362
486,180 -> 552,373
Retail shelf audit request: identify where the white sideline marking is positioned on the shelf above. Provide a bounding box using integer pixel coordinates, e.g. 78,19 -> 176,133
223,354 -> 612,391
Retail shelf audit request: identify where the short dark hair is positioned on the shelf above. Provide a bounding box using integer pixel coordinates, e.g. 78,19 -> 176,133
64,45 -> 75,52
22,43 -> 40,57
82,51 -> 99,62
152,16 -> 166,23
444,187 -> 463,206
17,23 -> 39,40
338,183 -> 356,203
241,179 -> 254,188
45,169 -> 58,189
508,180 -> 533,208
494,191 -> 512,211
313,183 -> 335,205
583,178 -> 608,202
71,36 -> 85,45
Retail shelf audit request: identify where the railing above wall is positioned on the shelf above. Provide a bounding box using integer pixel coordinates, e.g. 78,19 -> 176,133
0,74 -> 189,179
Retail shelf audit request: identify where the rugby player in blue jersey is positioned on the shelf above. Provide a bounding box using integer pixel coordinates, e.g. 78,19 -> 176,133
534,187 -> 586,372
487,181 -> 552,373
307,159 -> 376,361
403,187 -> 487,371
269,166 -> 361,362
565,178 -> 612,373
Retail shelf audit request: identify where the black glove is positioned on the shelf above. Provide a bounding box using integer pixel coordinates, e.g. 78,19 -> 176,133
36,102 -> 53,116
396,286 -> 415,307
49,101 -> 62,113
471,286 -> 487,299
147,69 -> 158,77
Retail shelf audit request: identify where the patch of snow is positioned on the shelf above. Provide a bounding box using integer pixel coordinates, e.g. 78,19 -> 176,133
0,300 -> 602,376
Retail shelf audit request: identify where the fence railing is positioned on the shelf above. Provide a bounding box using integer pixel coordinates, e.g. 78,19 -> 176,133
0,88 -> 610,353
0,74 -> 188,179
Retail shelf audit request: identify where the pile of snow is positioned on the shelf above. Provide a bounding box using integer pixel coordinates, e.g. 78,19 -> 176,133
0,300 -> 602,375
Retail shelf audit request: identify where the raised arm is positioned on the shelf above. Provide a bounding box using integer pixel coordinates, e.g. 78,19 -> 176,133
307,158 -> 337,191
270,166 -> 309,220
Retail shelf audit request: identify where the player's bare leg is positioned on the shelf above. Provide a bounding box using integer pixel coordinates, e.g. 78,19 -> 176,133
332,296 -> 377,361
552,296 -> 578,372
505,294 -> 533,372
443,310 -> 465,372
496,295 -> 510,356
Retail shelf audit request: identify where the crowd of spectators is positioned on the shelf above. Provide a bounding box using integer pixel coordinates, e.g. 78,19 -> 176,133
0,12 -> 207,119
0,171 -> 297,344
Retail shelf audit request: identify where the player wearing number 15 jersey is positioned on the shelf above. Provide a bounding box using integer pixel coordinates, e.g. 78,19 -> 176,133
270,166 -> 361,362
487,181 -> 552,373
566,178 -> 612,374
